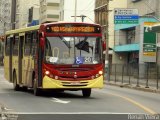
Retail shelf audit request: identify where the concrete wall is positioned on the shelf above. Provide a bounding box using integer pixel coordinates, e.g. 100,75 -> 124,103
115,30 -> 127,46
0,0 -> 12,34
128,0 -> 160,19
112,52 -> 128,64
32,7 -> 39,20
128,0 -> 156,16
135,25 -> 140,43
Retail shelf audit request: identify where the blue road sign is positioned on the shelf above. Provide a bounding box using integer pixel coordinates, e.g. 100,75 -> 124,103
114,15 -> 139,20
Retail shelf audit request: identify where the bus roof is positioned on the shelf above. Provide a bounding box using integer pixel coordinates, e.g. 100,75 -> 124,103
5,25 -> 40,35
42,22 -> 101,27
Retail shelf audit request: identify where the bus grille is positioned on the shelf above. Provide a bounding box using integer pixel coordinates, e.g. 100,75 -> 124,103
59,76 -> 90,79
61,81 -> 88,87
63,85 -> 87,87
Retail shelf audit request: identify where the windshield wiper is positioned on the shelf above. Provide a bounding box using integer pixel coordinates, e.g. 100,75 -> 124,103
59,36 -> 71,48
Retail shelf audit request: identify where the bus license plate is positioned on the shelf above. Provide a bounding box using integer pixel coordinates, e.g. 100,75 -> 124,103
70,81 -> 81,85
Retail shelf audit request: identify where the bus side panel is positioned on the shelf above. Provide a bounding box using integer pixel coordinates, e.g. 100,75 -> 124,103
26,31 -> 38,88
25,56 -> 32,86
4,37 -> 13,82
27,56 -> 34,87
4,56 -> 9,81
9,38 -> 13,82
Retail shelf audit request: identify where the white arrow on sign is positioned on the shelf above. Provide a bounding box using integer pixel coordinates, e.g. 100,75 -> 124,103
51,98 -> 70,104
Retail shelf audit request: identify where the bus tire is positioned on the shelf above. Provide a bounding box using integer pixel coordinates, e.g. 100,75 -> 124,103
13,72 -> 20,91
82,88 -> 91,98
33,79 -> 41,96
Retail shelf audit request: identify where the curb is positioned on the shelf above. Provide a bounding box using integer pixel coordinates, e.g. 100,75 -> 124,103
106,82 -> 160,94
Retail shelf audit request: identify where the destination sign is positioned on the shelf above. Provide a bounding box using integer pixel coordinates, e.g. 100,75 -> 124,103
52,26 -> 94,32
46,25 -> 101,33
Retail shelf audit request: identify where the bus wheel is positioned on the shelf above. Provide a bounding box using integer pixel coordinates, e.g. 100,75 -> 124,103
13,72 -> 20,91
33,79 -> 41,96
82,89 -> 91,98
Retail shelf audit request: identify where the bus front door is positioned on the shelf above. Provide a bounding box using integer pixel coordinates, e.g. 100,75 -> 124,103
18,35 -> 24,85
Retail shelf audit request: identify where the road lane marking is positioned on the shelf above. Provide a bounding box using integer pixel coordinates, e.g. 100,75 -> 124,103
13,112 -> 142,114
94,90 -> 157,115
51,98 -> 70,104
109,93 -> 157,115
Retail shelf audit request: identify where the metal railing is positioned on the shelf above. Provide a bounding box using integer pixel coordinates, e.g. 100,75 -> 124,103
107,63 -> 160,89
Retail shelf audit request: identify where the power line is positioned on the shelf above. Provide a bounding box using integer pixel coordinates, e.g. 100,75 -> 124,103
140,1 -> 160,21
82,0 -> 95,11
63,9 -> 94,12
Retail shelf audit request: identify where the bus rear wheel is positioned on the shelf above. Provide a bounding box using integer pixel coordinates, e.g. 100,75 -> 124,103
82,89 -> 91,97
33,79 -> 41,96
13,72 -> 20,91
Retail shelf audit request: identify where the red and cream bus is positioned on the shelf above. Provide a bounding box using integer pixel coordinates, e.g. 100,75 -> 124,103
4,22 -> 105,97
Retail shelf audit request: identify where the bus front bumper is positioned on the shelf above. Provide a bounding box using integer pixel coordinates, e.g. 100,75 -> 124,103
42,75 -> 104,89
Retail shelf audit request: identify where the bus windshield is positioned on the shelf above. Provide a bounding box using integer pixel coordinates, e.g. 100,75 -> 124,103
44,36 -> 102,65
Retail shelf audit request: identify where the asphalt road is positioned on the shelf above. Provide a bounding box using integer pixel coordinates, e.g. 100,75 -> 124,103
0,67 -> 160,120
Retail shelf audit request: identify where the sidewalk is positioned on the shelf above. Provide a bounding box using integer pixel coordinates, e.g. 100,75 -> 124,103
105,80 -> 160,94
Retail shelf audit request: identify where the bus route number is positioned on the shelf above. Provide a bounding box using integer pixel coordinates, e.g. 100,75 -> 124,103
84,57 -> 92,63
75,57 -> 92,64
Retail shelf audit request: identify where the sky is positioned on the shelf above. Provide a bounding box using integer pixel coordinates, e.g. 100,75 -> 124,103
63,0 -> 95,23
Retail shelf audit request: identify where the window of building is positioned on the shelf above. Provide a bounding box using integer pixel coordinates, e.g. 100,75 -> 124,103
126,28 -> 135,44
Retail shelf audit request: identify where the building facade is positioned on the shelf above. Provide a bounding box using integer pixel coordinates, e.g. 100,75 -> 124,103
39,0 -> 61,23
0,0 -> 12,35
94,0 -> 109,66
94,0 -> 127,65
15,0 -> 39,29
113,0 -> 160,65
95,0 -> 107,34
128,0 -> 160,19
28,6 -> 40,27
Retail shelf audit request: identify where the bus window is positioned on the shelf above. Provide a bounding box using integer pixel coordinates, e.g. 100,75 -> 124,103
13,35 -> 19,56
31,32 -> 38,56
24,33 -> 31,56
45,38 -> 52,56
5,37 -> 10,56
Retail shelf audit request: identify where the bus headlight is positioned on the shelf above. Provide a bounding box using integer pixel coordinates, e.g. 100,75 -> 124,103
91,76 -> 95,79
99,71 -> 103,75
45,71 -> 50,75
55,76 -> 58,80
96,74 -> 99,78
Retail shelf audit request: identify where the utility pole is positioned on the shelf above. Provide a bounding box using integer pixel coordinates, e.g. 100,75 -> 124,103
103,0 -> 110,81
74,0 -> 77,22
71,15 -> 86,22
106,0 -> 109,63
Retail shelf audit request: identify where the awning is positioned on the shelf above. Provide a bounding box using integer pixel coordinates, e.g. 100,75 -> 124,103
114,43 -> 140,52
